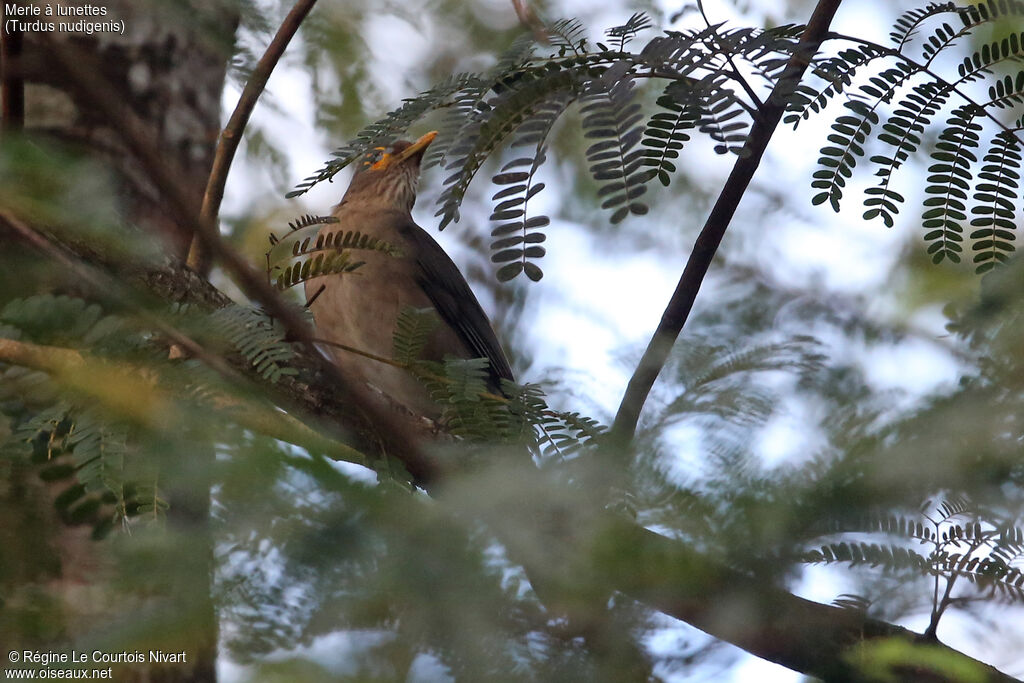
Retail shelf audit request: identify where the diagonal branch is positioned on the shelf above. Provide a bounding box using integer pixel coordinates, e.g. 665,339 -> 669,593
598,519 -> 1020,683
0,336 -> 366,467
188,0 -> 321,273
0,208 -> 243,383
610,0 -> 844,445
696,0 -> 765,113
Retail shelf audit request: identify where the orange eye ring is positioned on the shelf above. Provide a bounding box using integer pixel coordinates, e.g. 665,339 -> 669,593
363,146 -> 388,170
369,154 -> 392,171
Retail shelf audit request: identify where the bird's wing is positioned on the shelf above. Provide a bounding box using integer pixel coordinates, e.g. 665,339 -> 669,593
399,220 -> 515,388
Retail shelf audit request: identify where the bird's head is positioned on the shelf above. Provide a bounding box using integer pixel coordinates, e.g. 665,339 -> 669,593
341,131 -> 438,213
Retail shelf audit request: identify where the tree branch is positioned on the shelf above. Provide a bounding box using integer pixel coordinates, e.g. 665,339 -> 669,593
188,0 -> 321,273
597,519 -> 1020,683
0,209 -> 243,385
0,208 -> 402,478
510,0 -> 550,45
0,336 -> 367,467
610,0 -> 844,444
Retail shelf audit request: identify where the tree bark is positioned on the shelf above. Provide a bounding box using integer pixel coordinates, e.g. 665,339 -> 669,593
1,2 -> 235,680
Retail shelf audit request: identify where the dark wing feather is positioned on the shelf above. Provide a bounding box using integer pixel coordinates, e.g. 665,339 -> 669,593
399,221 -> 514,389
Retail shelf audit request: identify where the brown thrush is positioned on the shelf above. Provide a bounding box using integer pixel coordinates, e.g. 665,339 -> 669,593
305,131 -> 513,420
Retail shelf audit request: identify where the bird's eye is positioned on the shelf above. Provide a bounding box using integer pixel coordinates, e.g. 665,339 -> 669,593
367,148 -> 387,165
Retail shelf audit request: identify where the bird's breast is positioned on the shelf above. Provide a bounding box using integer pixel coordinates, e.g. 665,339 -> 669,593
304,215 -> 452,418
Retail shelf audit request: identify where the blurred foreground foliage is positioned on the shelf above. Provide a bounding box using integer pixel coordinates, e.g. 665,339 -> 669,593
3,142 -> 1023,677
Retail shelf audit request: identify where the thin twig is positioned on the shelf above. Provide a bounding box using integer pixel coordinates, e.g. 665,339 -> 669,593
696,0 -> 765,113
312,336 -> 509,403
929,516 -> 943,637
609,0 -> 844,445
511,0 -> 550,45
187,0 -> 320,272
925,532 -> 984,640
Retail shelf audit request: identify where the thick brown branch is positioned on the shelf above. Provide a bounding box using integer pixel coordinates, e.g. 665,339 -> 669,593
610,0 -> 844,444
189,0 -> 320,272
597,519 -> 1019,683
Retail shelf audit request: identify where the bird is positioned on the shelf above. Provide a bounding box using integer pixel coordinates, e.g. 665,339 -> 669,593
304,131 -> 513,423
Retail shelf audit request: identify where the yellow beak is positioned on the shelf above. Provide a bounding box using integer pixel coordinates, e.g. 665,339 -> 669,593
394,130 -> 438,163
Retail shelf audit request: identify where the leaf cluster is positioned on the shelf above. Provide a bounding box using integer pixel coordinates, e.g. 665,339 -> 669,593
288,14 -> 805,279
792,0 -> 1024,271
266,214 -> 399,292
0,296 -> 169,537
801,499 -> 1024,621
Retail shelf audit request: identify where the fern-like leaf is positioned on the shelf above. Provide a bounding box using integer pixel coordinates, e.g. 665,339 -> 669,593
812,60 -> 920,215
536,408 -> 607,461
815,511 -> 939,544
920,20 -> 966,63
935,496 -> 974,521
392,307 -> 439,367
68,411 -> 126,499
433,357 -> 509,441
424,75 -> 495,171
986,69 -> 1024,109
890,3 -> 958,51
267,221 -> 399,292
1,295 -> 104,347
436,68 -> 583,229
641,81 -> 700,187
802,542 -> 931,572
489,154 -> 549,282
923,104 -> 982,264
286,74 -> 483,197
603,12 -> 653,52
957,32 -> 1024,84
696,76 -> 750,156
956,0 -> 1024,28
970,130 -> 1020,273
211,306 -> 297,383
548,18 -> 588,56
487,87 -> 571,281
832,593 -> 872,611
866,80 -> 951,227
812,99 -> 878,212
785,45 -> 888,129
580,61 -> 653,223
